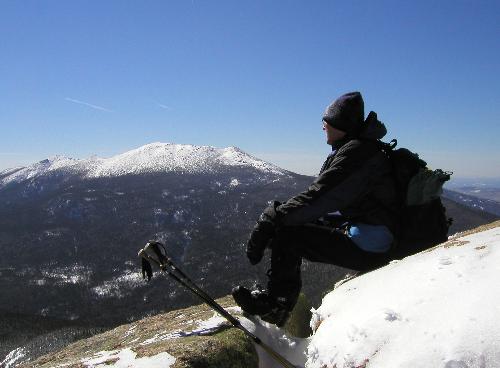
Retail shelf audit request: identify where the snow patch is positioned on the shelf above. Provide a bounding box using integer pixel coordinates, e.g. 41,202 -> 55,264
92,271 -> 143,298
40,264 -> 91,285
44,229 -> 62,237
229,178 -> 240,187
193,313 -> 228,333
80,348 -> 175,368
140,314 -> 228,345
123,325 -> 137,338
1,347 -> 27,368
237,310 -> 309,368
30,279 -> 47,286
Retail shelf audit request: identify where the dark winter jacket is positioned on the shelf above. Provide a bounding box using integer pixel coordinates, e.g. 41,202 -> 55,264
274,113 -> 399,235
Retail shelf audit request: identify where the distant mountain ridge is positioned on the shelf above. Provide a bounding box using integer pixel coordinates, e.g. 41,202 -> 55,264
443,189 -> 500,217
0,143 -> 289,188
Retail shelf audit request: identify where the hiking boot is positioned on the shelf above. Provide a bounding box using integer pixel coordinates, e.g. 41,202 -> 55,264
231,285 -> 291,327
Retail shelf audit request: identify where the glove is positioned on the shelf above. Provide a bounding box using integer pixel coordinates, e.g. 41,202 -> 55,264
246,201 -> 280,265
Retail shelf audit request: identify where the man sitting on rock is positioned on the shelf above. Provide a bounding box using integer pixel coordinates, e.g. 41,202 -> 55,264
232,91 -> 399,326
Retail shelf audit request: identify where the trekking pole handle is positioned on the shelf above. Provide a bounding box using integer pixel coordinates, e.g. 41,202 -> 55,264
138,249 -> 167,271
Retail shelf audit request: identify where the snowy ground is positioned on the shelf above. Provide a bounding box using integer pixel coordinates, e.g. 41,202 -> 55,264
306,226 -> 500,368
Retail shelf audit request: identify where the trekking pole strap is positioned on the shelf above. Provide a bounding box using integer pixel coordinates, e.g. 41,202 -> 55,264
139,249 -> 242,326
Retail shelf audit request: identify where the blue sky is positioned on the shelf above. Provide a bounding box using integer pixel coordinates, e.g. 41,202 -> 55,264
1,0 -> 499,178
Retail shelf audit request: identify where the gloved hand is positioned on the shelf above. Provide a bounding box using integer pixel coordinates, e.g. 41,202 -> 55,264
246,201 -> 280,265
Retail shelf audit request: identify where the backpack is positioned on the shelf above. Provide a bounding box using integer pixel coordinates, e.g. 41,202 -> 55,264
378,139 -> 453,258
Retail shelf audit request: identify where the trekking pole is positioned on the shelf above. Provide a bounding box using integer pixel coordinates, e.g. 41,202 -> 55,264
138,241 -> 298,368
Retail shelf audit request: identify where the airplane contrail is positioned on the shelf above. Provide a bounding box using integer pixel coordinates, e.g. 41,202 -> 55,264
65,97 -> 113,112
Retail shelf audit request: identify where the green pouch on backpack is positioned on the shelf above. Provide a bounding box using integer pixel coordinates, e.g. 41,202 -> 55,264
406,168 -> 451,206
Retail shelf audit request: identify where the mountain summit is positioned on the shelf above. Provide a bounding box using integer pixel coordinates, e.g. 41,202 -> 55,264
0,143 -> 289,188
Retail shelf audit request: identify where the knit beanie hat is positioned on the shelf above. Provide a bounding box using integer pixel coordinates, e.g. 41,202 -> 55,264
322,92 -> 365,136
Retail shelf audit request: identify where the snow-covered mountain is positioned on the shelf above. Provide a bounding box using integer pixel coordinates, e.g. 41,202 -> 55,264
13,221 -> 500,368
0,142 -> 322,364
0,143 -> 288,188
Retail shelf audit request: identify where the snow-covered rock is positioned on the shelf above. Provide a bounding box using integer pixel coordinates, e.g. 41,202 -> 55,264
307,221 -> 500,368
0,143 -> 288,188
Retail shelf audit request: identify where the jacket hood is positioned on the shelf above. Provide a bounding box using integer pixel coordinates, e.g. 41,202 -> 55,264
358,111 -> 387,140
